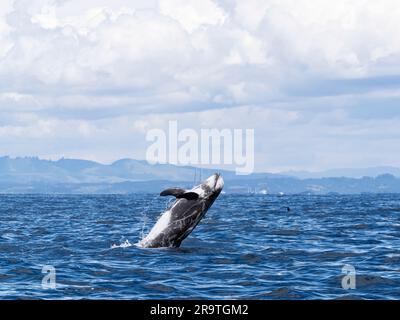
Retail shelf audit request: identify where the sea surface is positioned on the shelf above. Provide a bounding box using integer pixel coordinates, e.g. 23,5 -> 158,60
0,193 -> 400,300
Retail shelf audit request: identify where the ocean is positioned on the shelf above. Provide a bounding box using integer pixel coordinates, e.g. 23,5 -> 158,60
0,193 -> 399,299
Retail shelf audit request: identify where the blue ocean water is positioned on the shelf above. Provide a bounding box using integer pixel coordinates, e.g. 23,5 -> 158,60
0,193 -> 400,300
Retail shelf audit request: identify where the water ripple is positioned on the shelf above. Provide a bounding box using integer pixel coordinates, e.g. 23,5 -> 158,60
0,193 -> 399,299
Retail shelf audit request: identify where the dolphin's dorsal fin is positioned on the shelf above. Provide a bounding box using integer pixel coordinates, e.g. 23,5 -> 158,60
160,188 -> 199,200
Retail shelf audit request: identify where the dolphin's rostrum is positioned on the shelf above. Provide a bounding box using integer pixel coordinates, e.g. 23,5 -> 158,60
139,173 -> 224,248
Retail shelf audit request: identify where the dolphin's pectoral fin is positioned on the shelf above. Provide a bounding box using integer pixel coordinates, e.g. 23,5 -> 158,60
160,188 -> 199,200
176,192 -> 199,200
160,188 -> 186,197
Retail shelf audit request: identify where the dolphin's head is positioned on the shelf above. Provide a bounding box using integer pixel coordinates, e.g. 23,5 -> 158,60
192,173 -> 224,200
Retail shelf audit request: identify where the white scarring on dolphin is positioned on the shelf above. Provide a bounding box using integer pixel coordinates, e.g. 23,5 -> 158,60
138,173 -> 224,248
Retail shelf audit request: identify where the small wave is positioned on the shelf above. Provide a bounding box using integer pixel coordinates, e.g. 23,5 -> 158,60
145,283 -> 176,293
270,229 -> 300,236
356,275 -> 397,288
261,287 -> 302,299
239,253 -> 263,265
111,239 -> 132,249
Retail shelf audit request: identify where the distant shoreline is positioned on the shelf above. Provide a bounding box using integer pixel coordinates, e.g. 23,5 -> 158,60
1,156 -> 400,194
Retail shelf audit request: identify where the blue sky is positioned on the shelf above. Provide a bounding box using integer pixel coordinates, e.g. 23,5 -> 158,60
0,0 -> 400,172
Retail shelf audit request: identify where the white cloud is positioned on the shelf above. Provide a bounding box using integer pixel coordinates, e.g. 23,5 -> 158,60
159,0 -> 227,33
2,0 -> 400,100
1,0 -> 400,170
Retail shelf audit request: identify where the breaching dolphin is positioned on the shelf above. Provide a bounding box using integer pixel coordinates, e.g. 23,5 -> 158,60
138,173 -> 224,248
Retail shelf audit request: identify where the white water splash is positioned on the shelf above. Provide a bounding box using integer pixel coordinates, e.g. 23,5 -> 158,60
137,194 -> 164,243
139,212 -> 149,241
111,239 -> 132,249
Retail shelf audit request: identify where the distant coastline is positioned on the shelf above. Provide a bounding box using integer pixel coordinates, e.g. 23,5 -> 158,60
0,156 -> 399,194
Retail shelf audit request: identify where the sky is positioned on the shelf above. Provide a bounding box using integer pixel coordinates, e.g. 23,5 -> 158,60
0,0 -> 400,173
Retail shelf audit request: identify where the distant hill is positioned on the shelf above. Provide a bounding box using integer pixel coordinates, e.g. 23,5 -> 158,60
1,156 -> 400,194
0,156 -> 276,184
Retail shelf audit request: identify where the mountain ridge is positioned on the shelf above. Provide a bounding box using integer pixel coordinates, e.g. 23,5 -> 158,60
1,156 -> 400,194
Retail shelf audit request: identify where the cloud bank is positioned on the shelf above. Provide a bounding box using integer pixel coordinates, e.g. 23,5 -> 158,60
1,0 -> 400,171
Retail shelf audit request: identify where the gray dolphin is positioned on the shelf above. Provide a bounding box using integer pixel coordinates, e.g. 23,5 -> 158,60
139,173 -> 224,248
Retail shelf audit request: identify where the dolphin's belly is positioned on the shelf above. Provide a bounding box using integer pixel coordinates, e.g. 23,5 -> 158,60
142,201 -> 205,247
